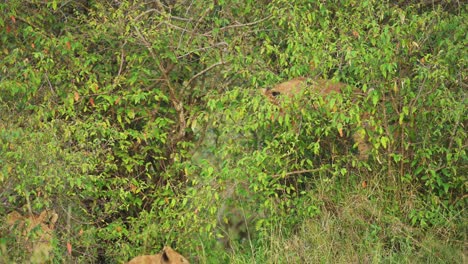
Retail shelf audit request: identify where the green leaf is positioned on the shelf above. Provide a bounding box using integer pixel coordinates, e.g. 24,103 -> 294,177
380,136 -> 389,149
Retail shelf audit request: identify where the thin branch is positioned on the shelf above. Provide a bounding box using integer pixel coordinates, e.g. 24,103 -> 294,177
157,62 -> 186,141
216,15 -> 272,32
44,73 -> 56,95
178,42 -> 228,59
117,41 -> 127,77
187,61 -> 226,86
163,21 -> 195,34
16,16 -> 54,39
271,168 -> 323,178
133,24 -> 186,141
133,24 -> 161,63
184,7 -> 212,47
177,4 -> 207,49
133,8 -> 161,21
133,8 -> 192,22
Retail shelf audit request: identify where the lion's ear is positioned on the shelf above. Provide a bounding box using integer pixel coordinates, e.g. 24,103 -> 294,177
47,211 -> 58,229
161,246 -> 172,262
260,88 -> 268,95
6,211 -> 23,225
161,250 -> 170,262
38,210 -> 48,222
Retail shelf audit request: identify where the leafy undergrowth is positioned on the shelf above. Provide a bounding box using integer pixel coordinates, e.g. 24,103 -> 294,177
1,1 -> 466,263
210,186 -> 466,264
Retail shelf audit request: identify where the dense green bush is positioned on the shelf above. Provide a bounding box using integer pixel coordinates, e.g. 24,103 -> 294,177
1,0 -> 465,263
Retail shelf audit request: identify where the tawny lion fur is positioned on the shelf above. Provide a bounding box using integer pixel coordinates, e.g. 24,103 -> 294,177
262,77 -> 370,159
261,77 -> 344,100
6,210 -> 58,263
127,246 -> 189,264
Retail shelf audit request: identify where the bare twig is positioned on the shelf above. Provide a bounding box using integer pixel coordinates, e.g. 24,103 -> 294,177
117,41 -> 127,77
133,8 -> 192,22
271,168 -> 323,178
215,15 -> 272,32
132,25 -> 156,59
163,21 -> 196,34
183,7 -> 212,48
157,62 -> 187,141
178,42 -> 228,59
44,73 -> 56,95
187,61 -> 226,86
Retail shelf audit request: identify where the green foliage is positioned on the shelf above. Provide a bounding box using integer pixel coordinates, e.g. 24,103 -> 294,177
1,0 -> 465,262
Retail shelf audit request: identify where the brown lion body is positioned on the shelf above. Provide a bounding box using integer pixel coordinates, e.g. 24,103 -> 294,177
262,77 -> 345,103
127,246 -> 189,264
6,210 -> 58,263
262,77 -> 370,160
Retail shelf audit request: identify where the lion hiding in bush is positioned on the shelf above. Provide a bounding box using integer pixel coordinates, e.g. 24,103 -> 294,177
261,77 -> 371,159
